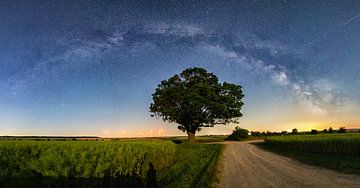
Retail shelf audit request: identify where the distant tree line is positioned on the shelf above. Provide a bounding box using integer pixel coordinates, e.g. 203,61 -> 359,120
249,127 -> 358,137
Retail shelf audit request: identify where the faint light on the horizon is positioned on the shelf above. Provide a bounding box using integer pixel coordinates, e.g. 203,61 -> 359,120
102,129 -> 111,137
158,129 -> 164,136
100,128 -> 166,138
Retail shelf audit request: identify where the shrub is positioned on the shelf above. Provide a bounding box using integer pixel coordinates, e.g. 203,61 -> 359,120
339,127 -> 346,133
226,126 -> 249,141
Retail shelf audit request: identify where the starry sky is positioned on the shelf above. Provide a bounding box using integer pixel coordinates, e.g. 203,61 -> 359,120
1,0 -> 360,137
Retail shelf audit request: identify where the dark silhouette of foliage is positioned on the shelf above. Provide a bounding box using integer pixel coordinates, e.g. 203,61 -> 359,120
250,131 -> 262,137
226,126 -> 249,141
292,128 -> 298,134
170,139 -> 183,144
329,127 -> 334,133
150,67 -> 244,143
310,129 -> 318,134
339,127 -> 346,133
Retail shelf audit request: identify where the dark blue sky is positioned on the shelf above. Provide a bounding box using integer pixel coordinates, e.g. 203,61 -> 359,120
1,0 -> 359,136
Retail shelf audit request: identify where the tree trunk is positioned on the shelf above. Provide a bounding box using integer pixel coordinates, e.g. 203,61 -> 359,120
187,131 -> 196,144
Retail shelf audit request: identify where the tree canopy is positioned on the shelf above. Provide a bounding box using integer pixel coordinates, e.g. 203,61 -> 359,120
150,67 -> 244,143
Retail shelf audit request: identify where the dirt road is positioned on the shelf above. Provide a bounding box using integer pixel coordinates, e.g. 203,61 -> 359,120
219,141 -> 360,188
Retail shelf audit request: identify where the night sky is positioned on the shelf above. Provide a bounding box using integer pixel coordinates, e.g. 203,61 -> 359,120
1,0 -> 360,136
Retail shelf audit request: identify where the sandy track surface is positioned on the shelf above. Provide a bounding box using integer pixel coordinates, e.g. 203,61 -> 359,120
219,141 -> 360,188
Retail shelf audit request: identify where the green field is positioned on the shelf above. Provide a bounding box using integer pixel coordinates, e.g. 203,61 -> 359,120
263,133 -> 360,174
169,135 -> 227,144
0,139 -> 223,188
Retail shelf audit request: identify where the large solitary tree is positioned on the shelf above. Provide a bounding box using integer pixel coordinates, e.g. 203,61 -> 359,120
150,67 -> 244,143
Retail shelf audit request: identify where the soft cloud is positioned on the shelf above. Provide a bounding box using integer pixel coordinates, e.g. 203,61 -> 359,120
271,71 -> 289,86
108,32 -> 125,44
235,33 -> 298,56
145,23 -> 204,37
201,44 -> 239,59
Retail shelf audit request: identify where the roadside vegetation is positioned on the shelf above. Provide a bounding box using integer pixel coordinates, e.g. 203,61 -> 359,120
225,126 -> 249,141
159,143 -> 223,188
263,133 -> 360,175
0,139 -> 223,188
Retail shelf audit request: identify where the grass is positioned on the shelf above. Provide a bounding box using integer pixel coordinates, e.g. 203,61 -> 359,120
262,133 -> 360,175
159,143 -> 223,188
169,135 -> 227,144
0,139 -> 224,188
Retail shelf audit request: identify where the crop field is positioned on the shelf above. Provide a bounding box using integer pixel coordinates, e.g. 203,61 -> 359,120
263,133 -> 360,174
265,133 -> 360,156
0,139 -> 223,188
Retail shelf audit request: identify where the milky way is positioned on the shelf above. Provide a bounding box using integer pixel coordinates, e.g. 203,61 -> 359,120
0,0 -> 359,136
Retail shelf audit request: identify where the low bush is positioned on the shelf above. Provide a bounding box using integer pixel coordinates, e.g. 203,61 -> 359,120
225,126 -> 249,141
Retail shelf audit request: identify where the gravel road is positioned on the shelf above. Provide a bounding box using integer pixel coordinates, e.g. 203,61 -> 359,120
219,141 -> 360,188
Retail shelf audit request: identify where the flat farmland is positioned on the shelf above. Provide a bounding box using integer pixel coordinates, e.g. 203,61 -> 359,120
0,139 -> 223,188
